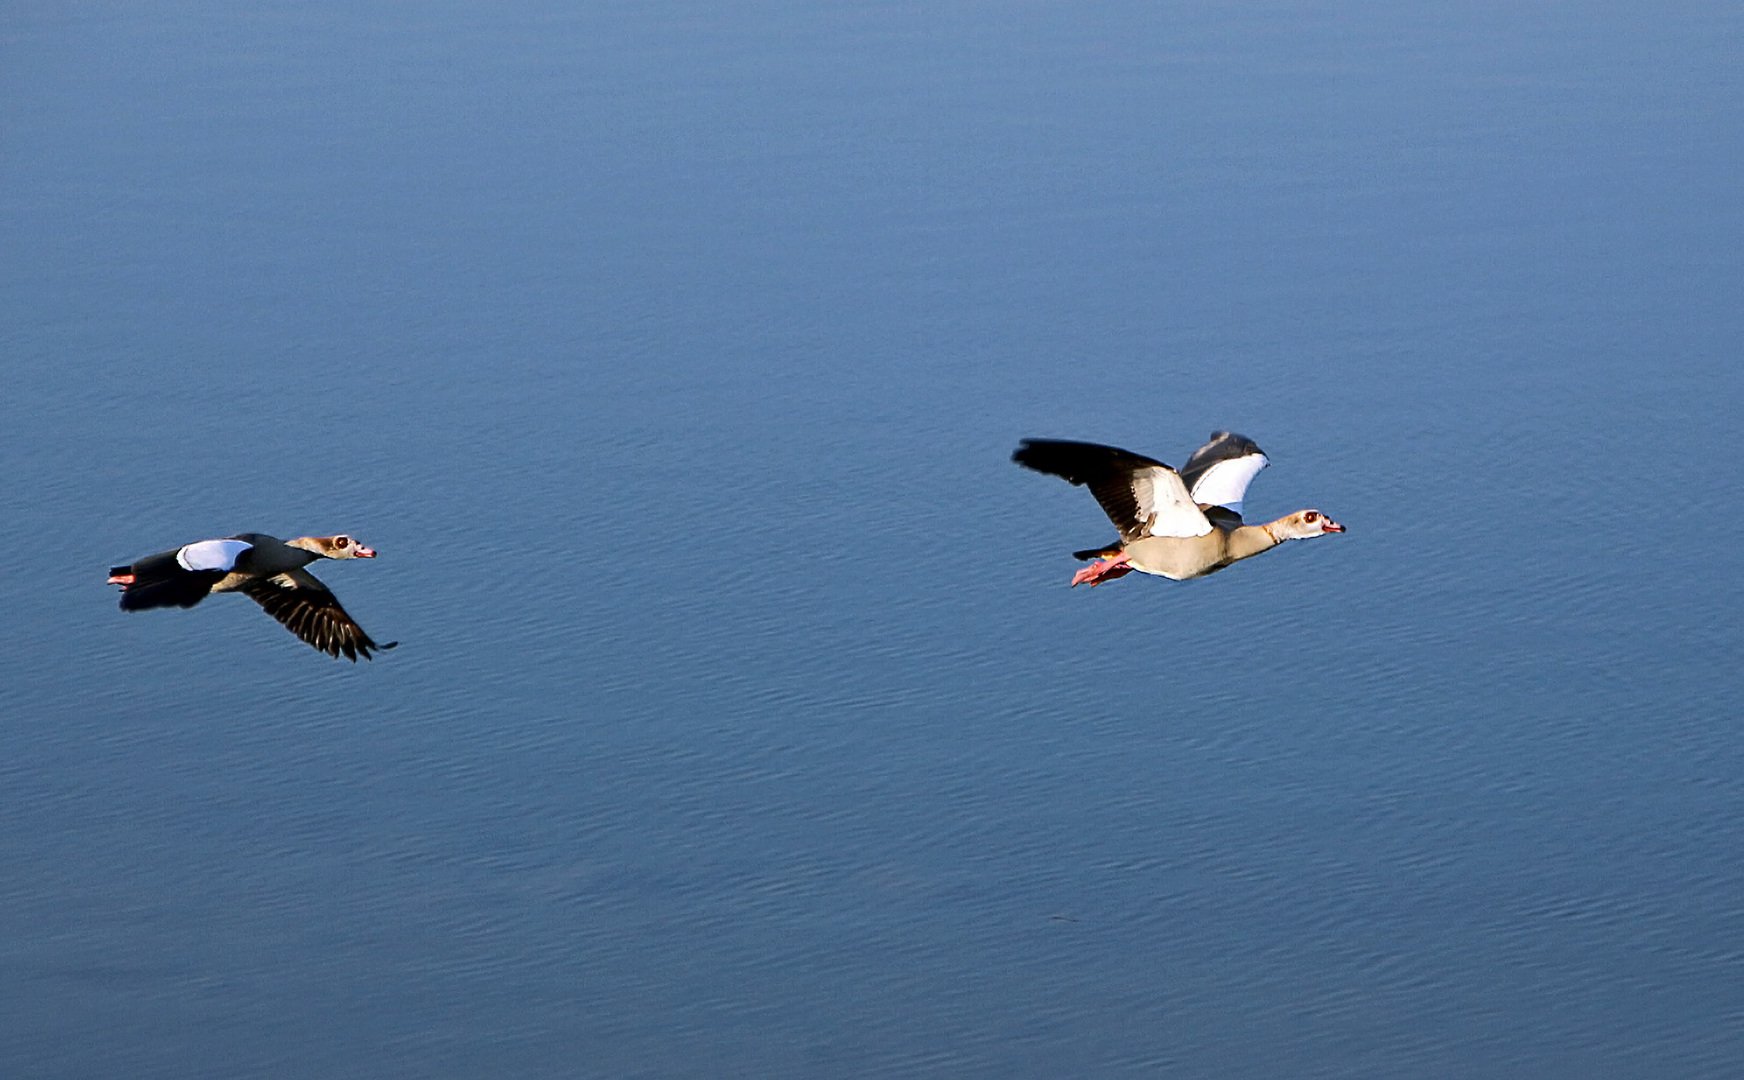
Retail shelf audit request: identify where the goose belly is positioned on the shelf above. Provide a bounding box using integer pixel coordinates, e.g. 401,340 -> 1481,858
1126,535 -> 1228,581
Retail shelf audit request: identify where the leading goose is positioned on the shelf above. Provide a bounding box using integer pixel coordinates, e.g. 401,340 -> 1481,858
1012,432 -> 1344,586
107,533 -> 396,660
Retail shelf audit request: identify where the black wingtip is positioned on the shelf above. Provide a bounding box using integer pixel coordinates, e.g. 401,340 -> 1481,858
1012,438 -> 1165,484
1011,438 -> 1059,472
1072,544 -> 1123,561
350,640 -> 397,662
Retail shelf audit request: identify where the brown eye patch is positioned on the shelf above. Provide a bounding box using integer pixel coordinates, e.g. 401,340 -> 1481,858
1304,511 -> 1319,523
335,536 -> 349,548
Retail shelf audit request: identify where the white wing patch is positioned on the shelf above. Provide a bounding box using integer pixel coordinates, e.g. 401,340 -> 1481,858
1135,466 -> 1212,538
176,538 -> 252,572
1187,452 -> 1269,512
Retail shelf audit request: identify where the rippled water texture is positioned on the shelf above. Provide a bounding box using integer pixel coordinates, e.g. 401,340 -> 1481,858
4,2 -> 1742,1077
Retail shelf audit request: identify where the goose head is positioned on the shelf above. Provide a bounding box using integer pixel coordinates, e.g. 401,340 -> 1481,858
293,534 -> 378,559
1274,509 -> 1345,540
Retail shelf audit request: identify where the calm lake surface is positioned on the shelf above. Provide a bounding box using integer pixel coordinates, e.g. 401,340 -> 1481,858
4,2 -> 1742,1076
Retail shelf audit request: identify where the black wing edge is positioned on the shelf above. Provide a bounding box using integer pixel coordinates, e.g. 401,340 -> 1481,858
1011,439 -> 1171,485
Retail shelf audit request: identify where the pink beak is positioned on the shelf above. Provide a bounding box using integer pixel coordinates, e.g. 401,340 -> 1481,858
1322,520 -> 1346,533
355,545 -> 377,558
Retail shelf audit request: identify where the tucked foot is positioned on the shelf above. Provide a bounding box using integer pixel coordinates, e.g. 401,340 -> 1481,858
107,573 -> 135,587
1070,554 -> 1132,587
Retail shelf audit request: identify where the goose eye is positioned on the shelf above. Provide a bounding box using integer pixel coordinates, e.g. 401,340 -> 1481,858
334,536 -> 349,549
1304,511 -> 1319,523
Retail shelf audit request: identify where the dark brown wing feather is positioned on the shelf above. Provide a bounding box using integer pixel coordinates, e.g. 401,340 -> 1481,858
241,569 -> 395,662
1012,438 -> 1173,541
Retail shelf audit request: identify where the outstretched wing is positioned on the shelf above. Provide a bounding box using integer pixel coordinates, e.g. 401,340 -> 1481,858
241,569 -> 396,662
1012,439 -> 1211,539
1180,431 -> 1269,515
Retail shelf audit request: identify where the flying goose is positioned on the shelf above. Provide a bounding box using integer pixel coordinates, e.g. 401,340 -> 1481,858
1012,432 -> 1344,586
107,533 -> 396,660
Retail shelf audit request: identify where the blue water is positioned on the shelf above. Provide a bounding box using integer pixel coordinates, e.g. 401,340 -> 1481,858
4,2 -> 1743,1076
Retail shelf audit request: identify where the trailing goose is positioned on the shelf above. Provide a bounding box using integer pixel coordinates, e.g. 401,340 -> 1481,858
107,533 -> 395,660
1012,432 -> 1344,586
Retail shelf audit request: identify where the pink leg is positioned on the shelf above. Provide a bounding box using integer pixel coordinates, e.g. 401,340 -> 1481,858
1070,553 -> 1132,587
107,573 -> 135,587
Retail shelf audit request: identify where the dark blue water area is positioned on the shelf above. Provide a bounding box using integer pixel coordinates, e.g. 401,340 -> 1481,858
3,2 -> 1743,1076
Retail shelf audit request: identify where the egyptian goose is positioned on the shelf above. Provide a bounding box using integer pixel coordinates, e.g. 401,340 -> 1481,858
107,533 -> 396,660
1012,432 -> 1344,586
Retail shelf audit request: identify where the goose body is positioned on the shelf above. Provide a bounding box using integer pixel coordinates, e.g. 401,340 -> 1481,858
1012,433 -> 1344,586
107,533 -> 395,660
